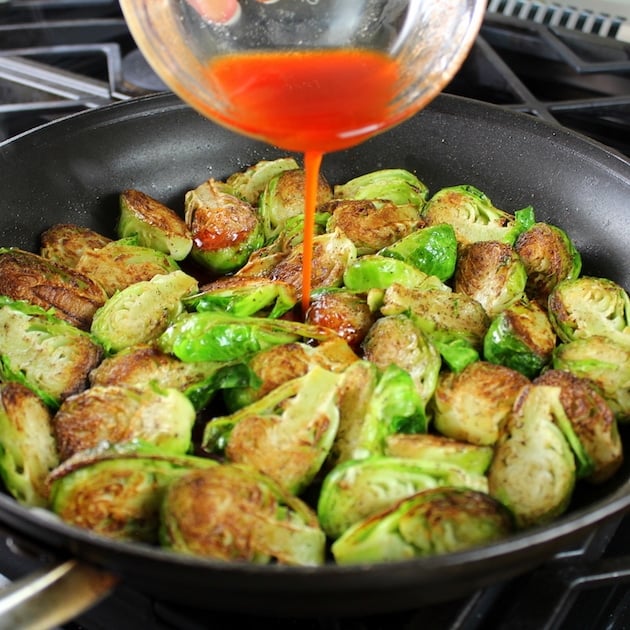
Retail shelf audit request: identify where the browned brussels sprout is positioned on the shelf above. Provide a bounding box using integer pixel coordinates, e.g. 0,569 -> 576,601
184,178 -> 264,274
331,487 -> 514,564
514,222 -> 582,305
53,384 -> 196,461
40,224 -> 112,269
0,381 -> 58,506
454,241 -> 527,318
49,442 -> 216,542
0,247 -> 107,330
226,157 -> 300,205
534,369 -> 622,482
160,463 -> 326,566
488,384 -> 577,528
324,198 -> 422,255
431,361 -> 530,446
118,189 -> 193,261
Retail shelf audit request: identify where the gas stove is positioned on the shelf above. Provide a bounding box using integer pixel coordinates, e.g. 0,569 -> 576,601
1,2 -> 630,629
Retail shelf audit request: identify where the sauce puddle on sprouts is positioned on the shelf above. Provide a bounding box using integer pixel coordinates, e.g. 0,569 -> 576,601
199,49 -> 400,313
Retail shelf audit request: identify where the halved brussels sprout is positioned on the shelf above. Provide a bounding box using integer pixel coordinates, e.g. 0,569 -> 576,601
362,313 -> 441,409
259,167 -> 332,241
318,456 -> 489,540
331,487 -> 514,564
514,222 -> 582,305
304,289 -> 377,350
40,223 -> 112,269
421,185 -> 534,246
324,198 -> 422,255
328,361 -> 427,468
225,157 -> 300,205
483,298 -> 556,378
0,297 -> 103,408
160,463 -> 326,566
488,384 -> 576,528
333,168 -> 429,209
53,384 -> 196,461
89,344 -> 253,412
384,433 -> 494,476
184,178 -> 264,274
343,255 -> 446,294
454,241 -> 527,318
118,189 -> 193,261
553,335 -> 630,422
184,276 -> 297,319
202,366 -> 341,495
379,223 -> 458,282
223,337 -> 358,412
0,381 -> 58,506
0,247 -> 107,330
547,276 -> 630,344
534,369 -> 622,482
158,312 -> 336,363
75,236 -> 180,297
91,271 -> 198,353
49,441 -> 216,542
380,283 -> 490,372
431,360 -> 530,446
268,230 -> 357,301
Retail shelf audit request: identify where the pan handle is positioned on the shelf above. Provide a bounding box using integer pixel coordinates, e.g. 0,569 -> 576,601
0,559 -> 118,630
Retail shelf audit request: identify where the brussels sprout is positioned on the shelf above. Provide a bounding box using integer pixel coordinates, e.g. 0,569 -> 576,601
89,344 -> 253,412
331,487 -> 514,564
534,369 -> 622,482
380,283 -> 490,371
160,463 -> 326,566
333,168 -> 429,209
384,434 -> 494,476
202,366 -> 342,495
328,361 -> 427,468
343,255 -> 446,294
184,178 -> 264,274
488,384 -> 577,528
53,384 -> 196,461
0,297 -> 103,408
379,223 -> 458,282
421,185 -> 534,246
514,222 -> 582,305
483,298 -> 557,378
268,230 -> 357,301
259,167 -> 332,241
223,337 -> 358,411
553,335 -> 630,422
304,289 -> 377,349
271,210 -> 332,252
431,361 -> 530,446
158,311 -> 335,363
184,275 -> 297,319
362,313 -> 441,409
40,223 -> 112,269
547,276 -> 630,344
49,441 -> 216,542
0,381 -> 58,506
0,247 -> 107,330
91,271 -> 199,353
75,237 -> 180,297
225,157 -> 300,205
324,198 -> 422,255
454,241 -> 527,318
118,189 -> 193,261
318,456 -> 489,540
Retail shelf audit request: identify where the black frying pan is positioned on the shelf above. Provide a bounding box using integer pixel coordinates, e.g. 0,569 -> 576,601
0,92 -> 629,618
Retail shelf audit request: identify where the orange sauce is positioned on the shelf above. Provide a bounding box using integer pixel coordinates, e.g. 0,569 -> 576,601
198,49 -> 400,313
